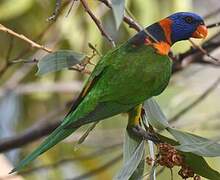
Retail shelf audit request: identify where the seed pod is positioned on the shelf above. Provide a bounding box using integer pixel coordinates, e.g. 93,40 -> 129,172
178,166 -> 194,179
171,154 -> 184,166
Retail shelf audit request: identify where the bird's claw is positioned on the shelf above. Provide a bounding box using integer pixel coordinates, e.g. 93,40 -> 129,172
128,125 -> 161,144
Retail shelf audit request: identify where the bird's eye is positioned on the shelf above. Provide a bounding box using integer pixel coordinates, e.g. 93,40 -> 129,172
184,16 -> 193,24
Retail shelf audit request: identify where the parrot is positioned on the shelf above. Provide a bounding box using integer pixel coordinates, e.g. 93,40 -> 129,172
11,12 -> 208,173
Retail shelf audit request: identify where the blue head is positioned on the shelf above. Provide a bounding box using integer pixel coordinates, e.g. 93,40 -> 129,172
128,12 -> 208,55
168,12 -> 207,44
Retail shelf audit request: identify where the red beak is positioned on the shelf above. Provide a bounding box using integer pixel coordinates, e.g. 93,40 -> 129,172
192,25 -> 208,39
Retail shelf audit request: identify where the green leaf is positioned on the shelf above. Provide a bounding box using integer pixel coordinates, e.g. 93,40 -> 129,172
37,50 -> 86,76
114,131 -> 145,180
112,0 -> 125,29
143,98 -> 170,130
183,152 -> 220,180
168,128 -> 220,157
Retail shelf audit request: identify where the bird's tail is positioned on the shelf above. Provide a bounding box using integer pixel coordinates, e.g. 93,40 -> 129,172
10,123 -> 77,173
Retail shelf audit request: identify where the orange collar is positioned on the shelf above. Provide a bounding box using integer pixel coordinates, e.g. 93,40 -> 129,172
159,18 -> 173,45
144,38 -> 171,56
152,41 -> 171,55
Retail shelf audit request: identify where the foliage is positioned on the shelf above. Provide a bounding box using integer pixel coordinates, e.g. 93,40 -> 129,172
37,50 -> 86,75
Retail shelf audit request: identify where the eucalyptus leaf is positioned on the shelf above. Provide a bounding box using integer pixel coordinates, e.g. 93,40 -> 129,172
183,152 -> 220,180
168,128 -> 220,157
114,131 -> 145,180
37,50 -> 86,76
112,0 -> 125,29
143,98 -> 170,130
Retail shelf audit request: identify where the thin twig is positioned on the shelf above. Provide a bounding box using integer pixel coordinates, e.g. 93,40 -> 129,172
76,122 -> 99,146
156,166 -> 166,177
10,58 -> 39,64
98,0 -> 142,31
65,0 -> 78,17
0,63 -> 9,75
14,1 -> 70,60
88,42 -> 102,56
169,77 -> 220,124
69,64 -> 91,74
80,0 -> 115,47
0,22 -> 50,75
207,22 -> 220,29
99,0 -> 157,42
125,8 -> 158,43
175,32 -> 220,71
0,24 -> 53,53
5,36 -> 14,61
0,37 -> 14,75
170,168 -> 173,180
47,0 -> 62,21
189,39 -> 220,62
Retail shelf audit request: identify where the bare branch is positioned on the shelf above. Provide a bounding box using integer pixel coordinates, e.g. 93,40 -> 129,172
5,36 -> 14,61
0,24 -> 53,53
80,0 -> 115,47
189,39 -> 220,62
207,21 -> 220,29
47,0 -> 62,21
65,0 -> 78,17
76,121 -> 99,145
98,0 -> 142,31
123,15 -> 142,32
69,64 -> 91,74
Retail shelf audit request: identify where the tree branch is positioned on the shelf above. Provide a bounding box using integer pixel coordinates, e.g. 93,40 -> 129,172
80,0 -> 116,47
47,0 -> 62,21
207,21 -> 220,29
98,0 -> 142,32
0,24 -> 53,53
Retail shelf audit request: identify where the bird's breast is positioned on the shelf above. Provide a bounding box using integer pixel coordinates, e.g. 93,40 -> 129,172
99,46 -> 172,105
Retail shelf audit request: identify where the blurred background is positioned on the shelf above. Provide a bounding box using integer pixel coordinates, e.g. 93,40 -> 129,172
0,0 -> 220,179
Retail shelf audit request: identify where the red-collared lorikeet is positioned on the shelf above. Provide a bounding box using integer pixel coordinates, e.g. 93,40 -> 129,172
11,12 -> 208,173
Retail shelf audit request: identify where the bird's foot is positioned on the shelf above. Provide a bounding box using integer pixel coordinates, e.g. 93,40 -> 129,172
127,125 -> 161,144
